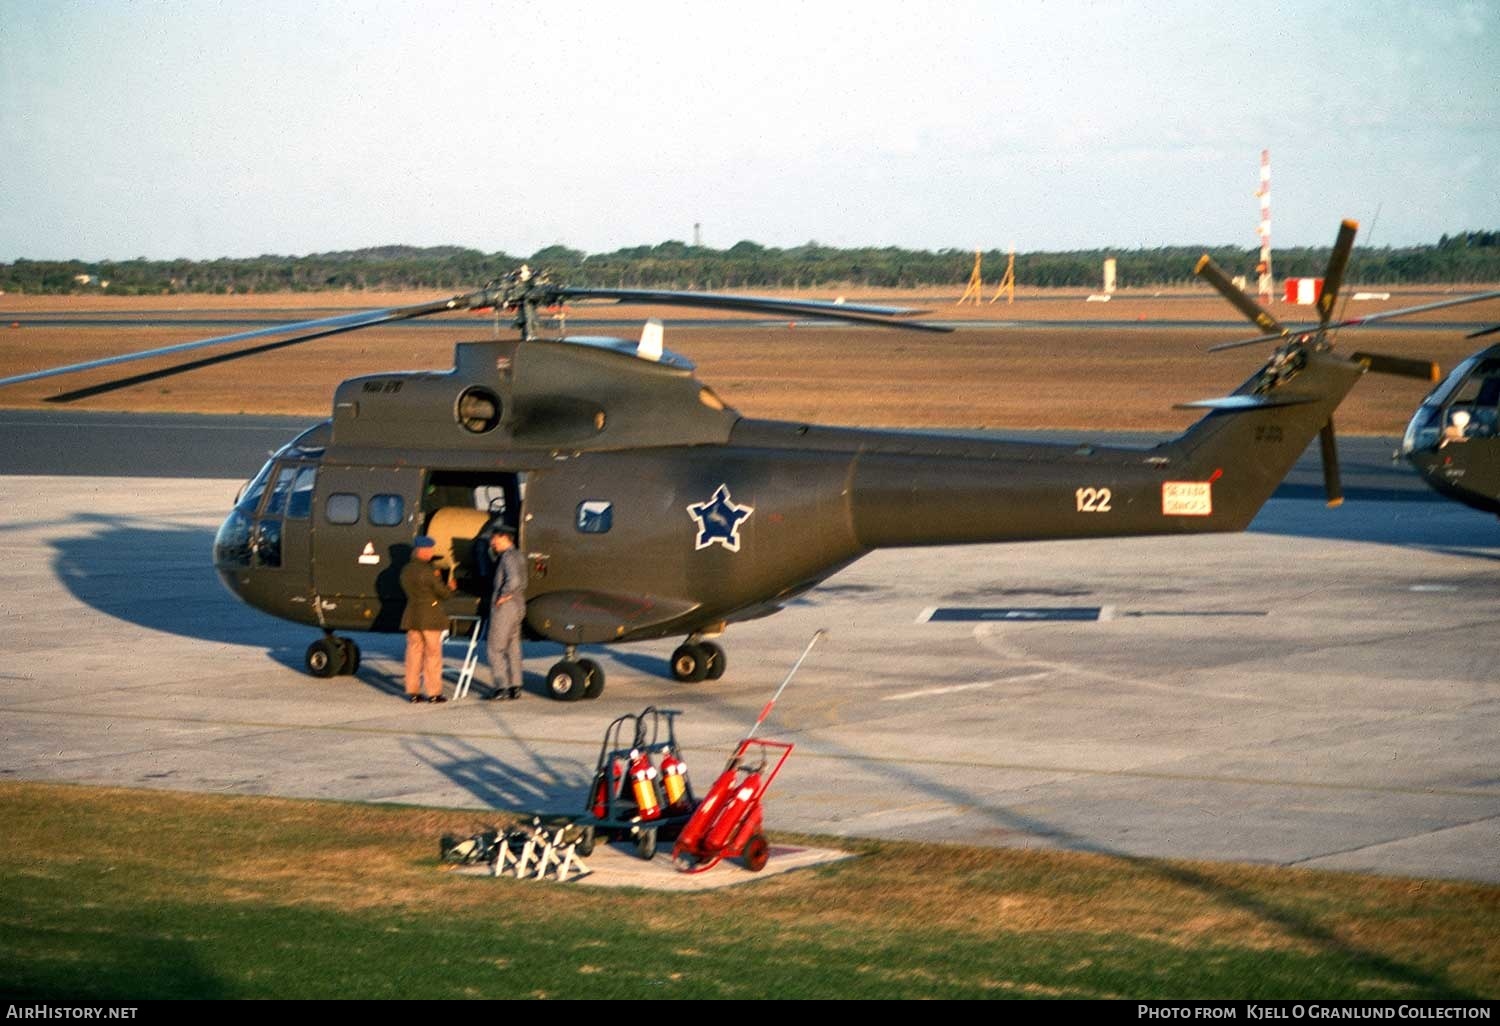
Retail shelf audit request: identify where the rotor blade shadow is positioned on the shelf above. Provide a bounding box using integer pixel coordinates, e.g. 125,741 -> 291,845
399,734 -> 589,812
50,515 -> 301,649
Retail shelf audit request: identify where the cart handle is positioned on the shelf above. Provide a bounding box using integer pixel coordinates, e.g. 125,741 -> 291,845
745,629 -> 826,742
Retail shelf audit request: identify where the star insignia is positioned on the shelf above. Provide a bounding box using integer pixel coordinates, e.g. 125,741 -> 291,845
687,484 -> 754,552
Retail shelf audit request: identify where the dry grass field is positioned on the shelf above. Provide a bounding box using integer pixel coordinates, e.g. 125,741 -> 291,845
1,288 -> 1496,433
4,781 -> 1495,999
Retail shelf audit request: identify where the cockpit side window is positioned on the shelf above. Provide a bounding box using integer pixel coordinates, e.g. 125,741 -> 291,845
287,466 -> 317,519
264,466 -> 298,517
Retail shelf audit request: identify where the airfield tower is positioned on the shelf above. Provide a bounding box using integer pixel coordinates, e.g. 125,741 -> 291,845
1256,149 -> 1274,303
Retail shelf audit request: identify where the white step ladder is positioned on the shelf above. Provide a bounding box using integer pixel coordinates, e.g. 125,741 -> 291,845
444,615 -> 486,699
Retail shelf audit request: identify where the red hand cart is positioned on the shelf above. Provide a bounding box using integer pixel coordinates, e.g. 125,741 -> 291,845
672,737 -> 793,873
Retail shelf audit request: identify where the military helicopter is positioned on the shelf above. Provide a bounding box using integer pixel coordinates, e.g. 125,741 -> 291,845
1399,325 -> 1500,516
5,224 -> 1493,703
1189,220 -> 1500,512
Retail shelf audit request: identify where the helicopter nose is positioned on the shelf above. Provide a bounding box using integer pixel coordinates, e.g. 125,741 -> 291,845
212,508 -> 253,598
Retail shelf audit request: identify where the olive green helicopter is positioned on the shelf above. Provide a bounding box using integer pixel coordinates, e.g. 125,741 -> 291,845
6,223 -> 1491,703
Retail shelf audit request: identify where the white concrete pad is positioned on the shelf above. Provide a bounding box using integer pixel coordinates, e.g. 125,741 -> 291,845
447,841 -> 854,890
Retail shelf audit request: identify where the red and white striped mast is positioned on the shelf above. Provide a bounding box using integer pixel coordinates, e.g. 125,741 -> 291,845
1256,148 -> 1274,303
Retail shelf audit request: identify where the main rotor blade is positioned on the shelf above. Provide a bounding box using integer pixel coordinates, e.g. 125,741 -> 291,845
1210,289 -> 1500,352
1331,289 -> 1500,329
1467,323 -> 1500,339
1349,351 -> 1440,381
1194,254 -> 1286,336
549,287 -> 954,332
1208,330 -> 1298,353
1317,219 -> 1359,327
44,321 -> 374,403
1319,419 -> 1343,508
0,290 -> 484,393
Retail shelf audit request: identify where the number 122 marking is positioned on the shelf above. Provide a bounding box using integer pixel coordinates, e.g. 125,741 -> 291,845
1075,487 -> 1112,512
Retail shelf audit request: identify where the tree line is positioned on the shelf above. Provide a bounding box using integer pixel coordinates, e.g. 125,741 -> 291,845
3,231 -> 1497,296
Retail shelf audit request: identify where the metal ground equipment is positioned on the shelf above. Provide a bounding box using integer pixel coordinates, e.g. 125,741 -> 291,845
671,738 -> 793,874
672,629 -> 823,874
581,705 -> 697,860
440,817 -> 592,881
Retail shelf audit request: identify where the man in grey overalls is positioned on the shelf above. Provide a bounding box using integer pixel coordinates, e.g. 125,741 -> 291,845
484,529 -> 527,700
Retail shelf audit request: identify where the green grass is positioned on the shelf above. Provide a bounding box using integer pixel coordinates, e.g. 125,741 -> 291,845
1,781 -> 1495,999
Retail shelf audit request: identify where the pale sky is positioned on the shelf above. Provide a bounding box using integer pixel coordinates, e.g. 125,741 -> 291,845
2,0 -> 1495,261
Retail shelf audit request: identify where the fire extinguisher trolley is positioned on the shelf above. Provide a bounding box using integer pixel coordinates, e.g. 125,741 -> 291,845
673,630 -> 824,874
578,705 -> 697,860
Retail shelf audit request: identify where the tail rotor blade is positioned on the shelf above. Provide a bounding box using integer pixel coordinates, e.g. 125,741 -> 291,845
1319,420 -> 1343,508
1317,219 -> 1359,327
1195,254 -> 1286,336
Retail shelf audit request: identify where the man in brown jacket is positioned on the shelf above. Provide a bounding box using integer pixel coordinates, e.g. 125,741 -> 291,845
400,535 -> 453,703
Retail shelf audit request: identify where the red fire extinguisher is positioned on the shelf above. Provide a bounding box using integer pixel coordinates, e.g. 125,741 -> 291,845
660,751 -> 690,812
591,755 -> 626,818
702,770 -> 762,851
629,748 -> 662,820
674,764 -> 732,853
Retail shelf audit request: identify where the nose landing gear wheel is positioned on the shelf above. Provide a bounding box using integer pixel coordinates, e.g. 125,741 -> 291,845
333,637 -> 360,675
305,637 -> 346,678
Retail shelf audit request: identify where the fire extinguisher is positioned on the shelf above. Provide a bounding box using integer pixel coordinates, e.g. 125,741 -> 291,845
591,755 -> 626,818
660,751 -> 691,812
702,769 -> 762,851
674,765 -> 733,852
629,748 -> 662,820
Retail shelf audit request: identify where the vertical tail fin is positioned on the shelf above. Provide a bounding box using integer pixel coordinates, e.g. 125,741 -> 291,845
1158,350 -> 1366,530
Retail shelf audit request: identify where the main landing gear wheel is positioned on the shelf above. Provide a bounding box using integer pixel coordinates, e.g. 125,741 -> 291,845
577,658 -> 605,700
670,643 -> 711,682
333,637 -> 360,676
701,641 -> 727,680
305,637 -> 346,678
546,660 -> 587,702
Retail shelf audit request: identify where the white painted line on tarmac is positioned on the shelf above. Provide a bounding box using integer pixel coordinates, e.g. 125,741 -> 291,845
883,672 -> 1051,702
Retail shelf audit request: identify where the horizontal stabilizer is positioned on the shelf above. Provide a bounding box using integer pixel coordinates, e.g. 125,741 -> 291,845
1350,351 -> 1440,381
1173,394 -> 1320,411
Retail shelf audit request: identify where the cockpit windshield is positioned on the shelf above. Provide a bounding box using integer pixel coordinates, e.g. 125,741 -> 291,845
1403,355 -> 1500,454
234,420 -> 331,512
280,420 -> 331,460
